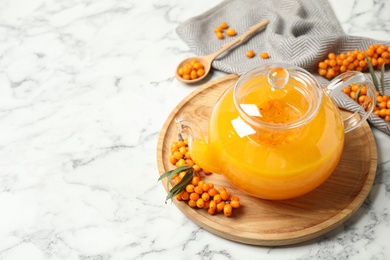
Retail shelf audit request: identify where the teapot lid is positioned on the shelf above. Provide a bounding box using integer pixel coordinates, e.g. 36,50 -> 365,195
234,63 -> 323,131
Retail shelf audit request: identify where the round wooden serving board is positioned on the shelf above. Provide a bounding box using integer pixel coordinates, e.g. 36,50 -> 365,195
157,74 -> 377,246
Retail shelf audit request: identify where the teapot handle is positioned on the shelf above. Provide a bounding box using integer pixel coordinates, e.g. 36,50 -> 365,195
326,71 -> 376,133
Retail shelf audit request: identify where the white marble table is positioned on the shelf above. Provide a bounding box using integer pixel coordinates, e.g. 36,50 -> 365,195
0,0 -> 389,259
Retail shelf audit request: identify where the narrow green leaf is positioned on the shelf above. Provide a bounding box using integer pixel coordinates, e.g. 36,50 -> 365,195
165,169 -> 194,202
355,85 -> 364,101
157,169 -> 174,182
380,63 -> 385,95
165,165 -> 192,190
365,54 -> 380,92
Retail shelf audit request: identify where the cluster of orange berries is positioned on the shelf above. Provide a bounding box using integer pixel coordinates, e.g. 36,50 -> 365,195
318,44 -> 390,79
169,139 -> 207,174
214,22 -> 236,39
177,59 -> 205,81
343,84 -> 390,122
246,49 -> 270,59
169,139 -> 240,217
176,175 -> 240,217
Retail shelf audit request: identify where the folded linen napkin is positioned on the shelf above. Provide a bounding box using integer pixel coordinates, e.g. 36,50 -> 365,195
176,0 -> 390,135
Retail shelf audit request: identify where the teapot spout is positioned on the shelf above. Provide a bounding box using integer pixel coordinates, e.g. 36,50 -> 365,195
175,118 -> 222,174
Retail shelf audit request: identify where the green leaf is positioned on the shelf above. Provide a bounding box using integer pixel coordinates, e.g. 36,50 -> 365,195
165,168 -> 194,202
355,84 -> 364,101
365,54 -> 380,92
158,165 -> 193,191
381,63 -> 385,95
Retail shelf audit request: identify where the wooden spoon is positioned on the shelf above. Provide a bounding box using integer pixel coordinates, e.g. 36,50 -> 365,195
175,18 -> 270,84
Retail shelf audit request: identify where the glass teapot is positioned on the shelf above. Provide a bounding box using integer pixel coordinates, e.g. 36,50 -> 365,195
176,64 -> 376,200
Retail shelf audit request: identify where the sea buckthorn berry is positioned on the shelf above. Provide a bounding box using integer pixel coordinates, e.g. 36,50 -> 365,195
220,190 -> 230,200
209,200 -> 217,211
176,191 -> 184,201
196,69 -> 205,77
215,26 -> 223,33
175,159 -> 186,167
176,141 -> 185,147
343,87 -> 351,95
216,31 -> 224,39
179,147 -> 187,154
193,165 -> 201,173
218,187 -> 226,194
181,191 -> 190,201
226,28 -> 236,36
188,199 -> 197,208
191,176 -> 200,186
197,181 -> 205,188
190,192 -> 200,201
169,155 -> 177,165
185,159 -> 194,166
172,151 -> 183,160
201,193 -> 210,202
223,204 -> 233,217
213,194 -> 222,204
216,201 -> 225,212
203,200 -> 210,209
202,183 -> 211,192
208,188 -> 218,197
220,22 -> 228,29
208,208 -> 216,215
186,184 -> 195,193
179,171 -> 187,179
203,169 -> 212,175
194,185 -> 204,195
230,196 -> 240,201
196,198 -> 205,208
246,50 -> 255,58
193,62 -> 204,70
260,52 -> 269,59
318,62 -> 328,69
328,52 -> 336,60
230,200 -> 240,209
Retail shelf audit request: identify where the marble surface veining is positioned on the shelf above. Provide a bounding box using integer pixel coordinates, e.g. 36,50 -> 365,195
0,0 -> 389,259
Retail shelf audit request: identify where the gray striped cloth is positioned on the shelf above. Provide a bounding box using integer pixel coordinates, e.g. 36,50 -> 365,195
176,0 -> 390,135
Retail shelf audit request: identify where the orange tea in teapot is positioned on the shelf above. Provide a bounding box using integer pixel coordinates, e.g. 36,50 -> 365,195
178,65 -> 375,200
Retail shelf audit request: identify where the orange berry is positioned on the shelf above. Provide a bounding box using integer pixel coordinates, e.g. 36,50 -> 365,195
223,204 -> 233,217
191,176 -> 200,186
190,192 -> 200,201
186,184 -> 195,193
196,69 -> 205,78
169,155 -> 177,165
220,22 -> 228,29
201,193 -> 210,202
188,199 -> 197,208
230,196 -> 240,201
193,165 -> 201,173
260,52 -> 269,59
220,190 -> 230,200
226,28 -> 236,36
230,200 -> 240,208
213,194 -> 222,204
196,198 -> 205,208
216,201 -> 225,212
181,191 -> 190,201
216,31 -> 224,39
209,200 -> 217,211
194,185 -> 203,195
328,52 -> 336,60
318,62 -> 328,69
208,188 -> 218,197
246,50 -> 255,58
